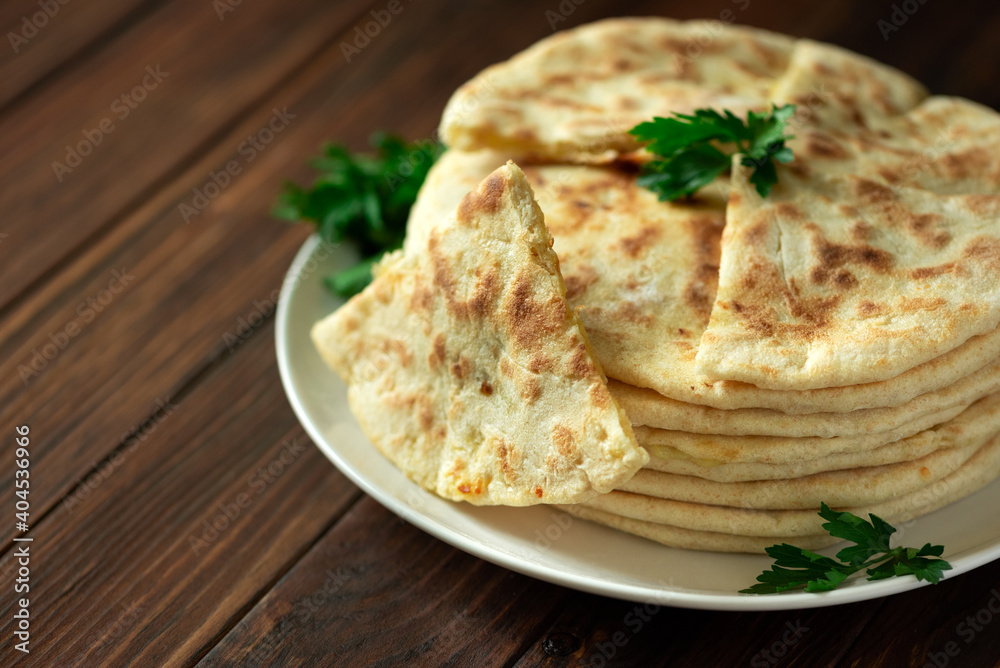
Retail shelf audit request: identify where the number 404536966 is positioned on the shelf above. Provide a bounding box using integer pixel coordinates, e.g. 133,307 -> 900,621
15,425 -> 29,533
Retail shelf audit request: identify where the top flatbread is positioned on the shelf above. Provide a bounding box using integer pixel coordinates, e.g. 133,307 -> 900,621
312,162 -> 647,505
439,17 -> 794,160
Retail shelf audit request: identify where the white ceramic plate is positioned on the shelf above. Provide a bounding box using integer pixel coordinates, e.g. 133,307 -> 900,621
276,234 -> 1000,611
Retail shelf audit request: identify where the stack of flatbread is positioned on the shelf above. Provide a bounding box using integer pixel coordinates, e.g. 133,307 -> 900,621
314,18 -> 1000,553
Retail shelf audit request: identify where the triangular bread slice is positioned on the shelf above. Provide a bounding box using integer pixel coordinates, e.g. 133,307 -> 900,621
695,163 -> 1000,390
312,162 -> 647,505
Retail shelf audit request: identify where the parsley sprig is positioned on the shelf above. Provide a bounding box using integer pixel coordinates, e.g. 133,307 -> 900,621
274,133 -> 443,297
741,503 -> 952,595
629,104 -> 796,201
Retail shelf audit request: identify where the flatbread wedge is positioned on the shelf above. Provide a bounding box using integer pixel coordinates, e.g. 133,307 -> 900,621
696,162 -> 1000,389
312,162 -> 647,506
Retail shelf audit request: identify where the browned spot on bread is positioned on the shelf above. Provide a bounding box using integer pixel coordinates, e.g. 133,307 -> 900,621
428,232 -> 466,319
450,356 -> 471,380
899,297 -> 946,312
497,437 -> 517,482
457,172 -> 506,223
808,223 -> 893,286
853,178 -> 896,207
964,195 -> 1000,217
618,226 -> 661,258
907,213 -> 951,249
941,147 -> 992,181
382,339 -> 412,367
417,397 -> 434,433
565,264 -> 599,300
856,300 -> 887,317
505,273 -> 566,348
588,382 -> 610,409
569,344 -> 595,378
522,377 -> 541,403
832,269 -> 858,289
469,264 -> 501,317
528,353 -> 552,374
963,236 -> 1000,271
850,221 -> 872,241
682,214 -> 724,320
534,487 -> 544,499
552,424 -> 576,458
615,301 -> 654,327
480,381 -> 493,395
500,357 -> 514,378
909,262 -> 958,280
774,202 -> 806,221
805,132 -> 849,159
919,466 -> 931,479
429,333 -> 446,369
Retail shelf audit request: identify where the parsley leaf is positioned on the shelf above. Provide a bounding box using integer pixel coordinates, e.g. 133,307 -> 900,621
629,104 -> 796,201
740,503 -> 952,595
274,133 -> 443,297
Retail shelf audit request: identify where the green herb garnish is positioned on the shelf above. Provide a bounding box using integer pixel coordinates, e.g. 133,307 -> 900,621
629,104 -> 796,201
274,133 -> 443,297
741,502 -> 952,595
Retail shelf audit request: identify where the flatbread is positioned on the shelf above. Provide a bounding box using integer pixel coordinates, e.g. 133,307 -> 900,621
619,438 -> 983,510
641,390 -> 1000,481
632,401 -> 969,464
558,504 -> 840,553
312,162 -> 647,505
612,355 -> 1000,437
407,151 -> 1000,413
772,39 -> 926,131
696,163 -> 1000,390
569,431 -> 1000,544
439,17 -> 794,160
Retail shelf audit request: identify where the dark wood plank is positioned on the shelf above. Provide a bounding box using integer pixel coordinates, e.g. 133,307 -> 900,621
836,561 -> 1000,668
0,0 -> 375,311
197,496 -> 570,667
512,592 -> 883,668
0,324 -> 361,667
0,0 -> 154,109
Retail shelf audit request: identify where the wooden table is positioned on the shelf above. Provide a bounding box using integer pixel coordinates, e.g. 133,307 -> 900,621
2,0 -> 1000,665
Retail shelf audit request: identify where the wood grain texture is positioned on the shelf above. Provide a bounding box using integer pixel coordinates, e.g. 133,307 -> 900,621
0,0 -> 155,110
0,0 -> 375,312
3,0 -> 1000,666
0,325 -> 360,667
837,561 -> 1000,668
198,496 -> 570,667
